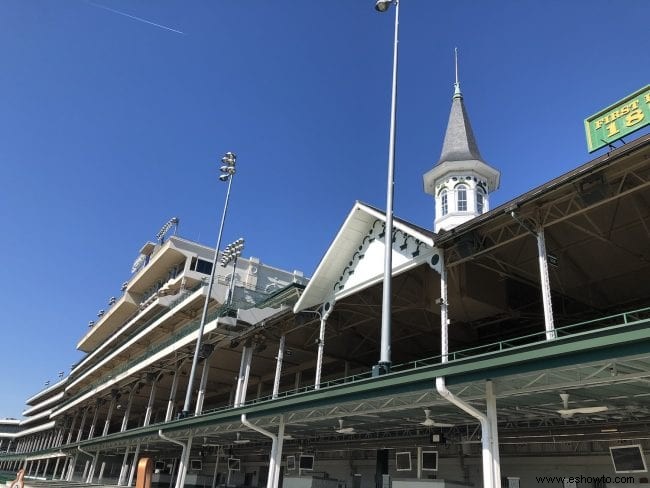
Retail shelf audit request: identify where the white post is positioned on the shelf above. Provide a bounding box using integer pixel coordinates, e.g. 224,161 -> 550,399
88,402 -> 101,439
272,335 -> 286,399
76,409 -> 89,442
118,447 -> 130,486
144,379 -> 159,427
166,369 -> 181,422
272,416 -> 285,488
103,395 -> 117,436
195,353 -> 213,415
127,444 -> 141,486
121,388 -> 137,431
234,346 -> 253,407
486,380 -> 501,488
536,226 -> 556,340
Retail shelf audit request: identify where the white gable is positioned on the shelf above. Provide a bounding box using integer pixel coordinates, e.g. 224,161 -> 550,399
294,202 -> 442,312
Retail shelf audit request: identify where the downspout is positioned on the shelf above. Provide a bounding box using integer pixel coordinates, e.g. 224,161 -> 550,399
241,414 -> 277,488
159,430 -> 189,488
434,253 -> 493,488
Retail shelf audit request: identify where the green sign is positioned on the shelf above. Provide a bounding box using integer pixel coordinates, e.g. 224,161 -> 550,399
584,85 -> 650,152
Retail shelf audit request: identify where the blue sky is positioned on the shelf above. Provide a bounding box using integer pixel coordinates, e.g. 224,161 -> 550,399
0,1 -> 648,418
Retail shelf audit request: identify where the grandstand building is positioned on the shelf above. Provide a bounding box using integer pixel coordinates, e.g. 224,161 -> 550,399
1,81 -> 649,488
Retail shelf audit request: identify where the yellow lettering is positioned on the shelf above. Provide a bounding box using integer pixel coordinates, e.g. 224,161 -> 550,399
645,93 -> 650,104
606,121 -> 620,137
595,119 -> 604,129
621,105 -> 630,115
630,100 -> 640,110
625,109 -> 645,127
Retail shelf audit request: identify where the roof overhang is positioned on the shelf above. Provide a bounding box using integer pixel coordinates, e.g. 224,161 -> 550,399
294,202 -> 441,312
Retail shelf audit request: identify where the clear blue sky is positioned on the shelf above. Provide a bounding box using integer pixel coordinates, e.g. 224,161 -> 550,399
0,1 -> 648,418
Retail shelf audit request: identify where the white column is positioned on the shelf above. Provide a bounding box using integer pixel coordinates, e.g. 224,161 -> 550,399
144,380 -> 159,427
272,416 -> 286,488
127,444 -> 141,486
88,402 -> 101,439
118,447 -> 130,486
536,226 -> 556,340
66,412 -> 79,445
76,409 -> 89,442
121,388 -> 137,432
486,381 -> 501,488
166,370 -> 181,422
234,346 -> 253,407
272,335 -> 285,399
195,353 -> 214,415
315,307 -> 333,390
174,436 -> 193,488
103,394 -> 118,436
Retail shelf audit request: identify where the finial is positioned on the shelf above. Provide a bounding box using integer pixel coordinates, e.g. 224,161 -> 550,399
453,47 -> 462,99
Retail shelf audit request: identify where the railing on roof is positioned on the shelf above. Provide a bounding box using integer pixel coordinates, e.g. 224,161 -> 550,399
197,305 -> 650,416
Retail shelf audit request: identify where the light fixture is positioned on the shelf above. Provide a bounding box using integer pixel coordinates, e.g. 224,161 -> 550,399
375,0 -> 393,12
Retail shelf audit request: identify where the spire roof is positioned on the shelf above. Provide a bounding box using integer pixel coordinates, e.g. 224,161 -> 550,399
436,48 -> 485,166
436,87 -> 484,165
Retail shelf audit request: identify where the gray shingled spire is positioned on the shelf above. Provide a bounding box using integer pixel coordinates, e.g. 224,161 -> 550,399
436,82 -> 484,165
436,48 -> 485,166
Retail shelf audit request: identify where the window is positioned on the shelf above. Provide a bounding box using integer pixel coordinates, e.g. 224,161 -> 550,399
441,190 -> 448,216
477,190 -> 484,214
456,185 -> 467,212
191,258 -> 213,275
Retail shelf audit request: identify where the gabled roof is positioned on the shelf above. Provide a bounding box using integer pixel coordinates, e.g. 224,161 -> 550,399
293,202 -> 441,312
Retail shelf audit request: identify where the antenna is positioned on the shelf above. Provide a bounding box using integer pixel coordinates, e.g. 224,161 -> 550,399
454,47 -> 462,99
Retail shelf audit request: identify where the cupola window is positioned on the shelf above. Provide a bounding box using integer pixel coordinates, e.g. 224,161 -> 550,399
441,190 -> 448,216
477,190 -> 484,214
456,185 -> 467,212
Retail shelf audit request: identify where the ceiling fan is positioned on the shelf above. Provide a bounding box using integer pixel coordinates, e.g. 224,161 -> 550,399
557,393 -> 608,418
233,432 -> 250,444
336,419 -> 356,434
420,409 -> 454,428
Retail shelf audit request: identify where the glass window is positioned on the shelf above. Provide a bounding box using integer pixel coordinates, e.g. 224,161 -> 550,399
457,185 -> 467,212
477,191 -> 484,213
441,190 -> 448,216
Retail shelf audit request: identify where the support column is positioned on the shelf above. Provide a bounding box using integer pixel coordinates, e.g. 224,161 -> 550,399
43,459 -> 50,479
294,371 -> 301,392
76,409 -> 89,443
53,457 -> 61,480
144,378 -> 160,427
195,350 -> 215,415
272,335 -> 285,399
165,368 -> 182,422
103,393 -> 118,436
272,416 -> 286,488
87,451 -> 99,483
315,304 -> 334,390
174,436 -> 193,488
536,226 -> 556,340
234,346 -> 253,407
486,381 -> 501,488
127,444 -> 141,486
98,461 -> 106,482
118,447 -> 131,486
121,387 -> 137,432
88,401 -> 101,439
67,454 -> 79,481
59,457 -> 69,480
66,412 -> 79,445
